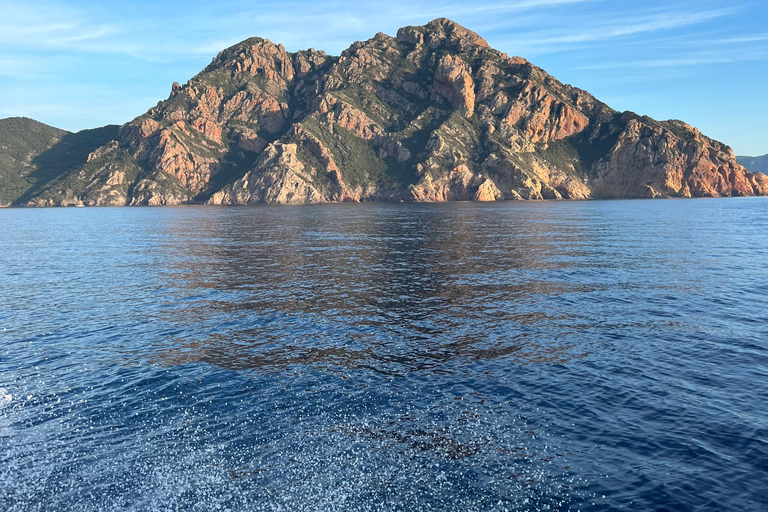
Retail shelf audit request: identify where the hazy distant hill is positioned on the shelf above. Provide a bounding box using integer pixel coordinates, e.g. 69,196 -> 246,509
2,18 -> 767,206
0,118 -> 67,205
0,117 -> 118,206
737,154 -> 768,174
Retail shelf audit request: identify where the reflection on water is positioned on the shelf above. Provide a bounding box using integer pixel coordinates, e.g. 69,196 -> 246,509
154,203 -> 595,372
1,199 -> 768,511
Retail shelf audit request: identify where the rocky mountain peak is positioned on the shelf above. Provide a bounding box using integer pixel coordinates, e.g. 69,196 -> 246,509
396,18 -> 489,50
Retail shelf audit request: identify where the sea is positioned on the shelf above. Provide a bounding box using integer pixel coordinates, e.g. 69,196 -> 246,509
1,198 -> 767,511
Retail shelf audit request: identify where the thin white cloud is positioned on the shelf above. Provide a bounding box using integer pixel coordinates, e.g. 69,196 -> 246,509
0,0 -> 125,60
712,34 -> 768,44
46,26 -> 119,45
580,50 -> 768,69
492,7 -> 736,55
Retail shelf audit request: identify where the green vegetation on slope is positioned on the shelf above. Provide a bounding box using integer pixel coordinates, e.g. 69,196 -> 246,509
0,118 -> 67,204
304,118 -> 388,189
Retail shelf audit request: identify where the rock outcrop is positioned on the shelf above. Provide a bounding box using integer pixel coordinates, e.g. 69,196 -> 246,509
2,18 -> 766,206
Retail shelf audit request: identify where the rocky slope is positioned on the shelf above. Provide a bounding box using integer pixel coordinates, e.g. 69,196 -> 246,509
737,154 -> 768,174
4,19 -> 767,206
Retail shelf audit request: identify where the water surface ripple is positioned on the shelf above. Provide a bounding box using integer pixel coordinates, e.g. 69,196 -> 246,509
1,199 -> 767,511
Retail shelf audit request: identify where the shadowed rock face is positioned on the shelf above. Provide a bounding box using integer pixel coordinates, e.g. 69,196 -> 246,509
4,18 -> 766,206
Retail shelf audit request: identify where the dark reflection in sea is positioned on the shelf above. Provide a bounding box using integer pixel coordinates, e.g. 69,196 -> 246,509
1,199 -> 767,511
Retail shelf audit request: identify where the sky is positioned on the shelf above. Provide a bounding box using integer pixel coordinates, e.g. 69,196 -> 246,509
1,0 -> 766,156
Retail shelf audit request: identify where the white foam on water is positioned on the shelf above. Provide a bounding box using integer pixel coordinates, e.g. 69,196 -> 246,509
0,387 -> 13,437
0,388 -> 12,408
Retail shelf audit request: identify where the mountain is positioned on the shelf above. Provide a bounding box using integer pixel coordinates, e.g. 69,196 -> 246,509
737,154 -> 768,174
3,18 -> 767,206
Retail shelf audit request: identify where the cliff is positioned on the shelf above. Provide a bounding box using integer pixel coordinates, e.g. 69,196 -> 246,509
3,18 -> 766,206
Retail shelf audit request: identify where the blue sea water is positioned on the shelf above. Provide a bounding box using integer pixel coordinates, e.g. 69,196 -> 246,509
1,198 -> 767,511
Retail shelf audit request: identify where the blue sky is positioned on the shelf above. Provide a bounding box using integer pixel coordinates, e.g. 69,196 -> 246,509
1,0 -> 766,156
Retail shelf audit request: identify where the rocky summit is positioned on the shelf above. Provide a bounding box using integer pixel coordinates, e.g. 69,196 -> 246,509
2,18 -> 767,206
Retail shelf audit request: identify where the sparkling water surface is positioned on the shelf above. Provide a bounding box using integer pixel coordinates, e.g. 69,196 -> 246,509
1,199 -> 767,511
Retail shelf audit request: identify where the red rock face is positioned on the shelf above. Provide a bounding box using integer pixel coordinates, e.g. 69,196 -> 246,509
432,54 -> 476,117
590,116 -> 768,198
21,18 -> 765,206
501,82 -> 590,143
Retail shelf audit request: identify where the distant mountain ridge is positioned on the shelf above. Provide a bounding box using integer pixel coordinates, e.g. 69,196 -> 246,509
0,117 -> 68,206
0,117 -> 118,206
1,18 -> 766,206
737,154 -> 768,174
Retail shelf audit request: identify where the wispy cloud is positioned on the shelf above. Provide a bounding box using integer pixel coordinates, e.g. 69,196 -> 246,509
580,50 -> 768,69
710,33 -> 768,44
554,8 -> 733,43
0,1 -> 118,49
491,7 -> 737,55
